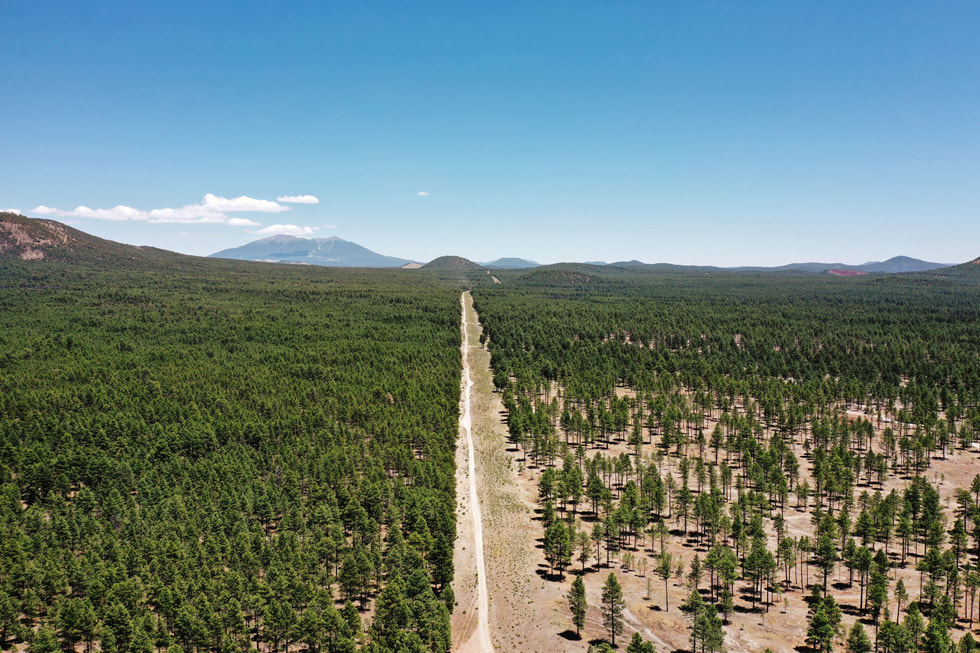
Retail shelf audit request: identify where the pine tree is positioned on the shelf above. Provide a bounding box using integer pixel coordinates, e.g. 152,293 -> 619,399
626,632 -> 657,653
656,552 -> 674,612
806,594 -> 842,652
846,622 -> 871,653
923,617 -> 953,653
601,573 -> 625,648
567,576 -> 588,638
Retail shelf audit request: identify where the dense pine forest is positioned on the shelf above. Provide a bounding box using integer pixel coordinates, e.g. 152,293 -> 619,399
473,265 -> 980,653
0,256 -> 463,653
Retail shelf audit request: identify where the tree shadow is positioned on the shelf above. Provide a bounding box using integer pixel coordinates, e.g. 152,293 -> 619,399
535,568 -> 564,582
558,629 -> 582,641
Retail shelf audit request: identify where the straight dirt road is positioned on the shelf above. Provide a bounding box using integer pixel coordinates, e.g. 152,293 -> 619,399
454,292 -> 495,653
452,291 -> 570,652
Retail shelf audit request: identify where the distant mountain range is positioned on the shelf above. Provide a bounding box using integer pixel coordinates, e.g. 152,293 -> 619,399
211,235 -> 415,268
0,214 -> 962,277
725,255 -> 950,274
209,236 -> 949,274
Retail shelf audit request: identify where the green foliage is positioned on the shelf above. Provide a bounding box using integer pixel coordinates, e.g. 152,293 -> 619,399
626,632 -> 657,653
846,622 -> 871,653
876,620 -> 911,653
806,594 -> 842,652
923,617 -> 954,653
567,575 -> 587,637
0,259 -> 463,652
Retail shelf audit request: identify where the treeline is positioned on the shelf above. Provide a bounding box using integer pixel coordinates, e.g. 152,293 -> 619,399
474,271 -> 980,652
0,259 -> 462,652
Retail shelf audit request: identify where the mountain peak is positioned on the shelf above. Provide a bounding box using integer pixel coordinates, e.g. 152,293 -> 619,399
481,257 -> 539,269
210,235 -> 411,268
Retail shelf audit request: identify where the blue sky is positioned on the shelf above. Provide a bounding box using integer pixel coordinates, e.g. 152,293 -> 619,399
2,2 -> 978,266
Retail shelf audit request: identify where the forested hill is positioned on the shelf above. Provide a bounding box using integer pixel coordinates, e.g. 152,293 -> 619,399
0,256 -> 463,652
0,212 -> 179,265
921,256 -> 980,282
421,255 -> 483,270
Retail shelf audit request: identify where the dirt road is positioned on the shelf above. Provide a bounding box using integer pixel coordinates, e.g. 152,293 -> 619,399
455,292 -> 495,653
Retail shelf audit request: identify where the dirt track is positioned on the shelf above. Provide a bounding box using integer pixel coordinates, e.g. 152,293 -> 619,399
454,293 -> 495,653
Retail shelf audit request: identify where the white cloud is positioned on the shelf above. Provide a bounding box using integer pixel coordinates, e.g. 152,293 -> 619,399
417,191 -> 429,196
253,224 -> 316,237
228,217 -> 262,227
4,208 -> 20,214
277,194 -> 320,204
147,194 -> 289,223
29,193 -> 294,226
32,204 -> 150,221
202,193 -> 288,213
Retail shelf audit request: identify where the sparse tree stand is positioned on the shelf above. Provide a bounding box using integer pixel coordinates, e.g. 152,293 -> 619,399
567,576 -> 588,638
601,573 -> 625,648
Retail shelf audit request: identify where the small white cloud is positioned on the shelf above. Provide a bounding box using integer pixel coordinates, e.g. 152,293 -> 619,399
417,191 -> 429,197
4,208 -> 20,214
228,217 -> 261,227
253,224 -> 316,237
277,194 -> 320,204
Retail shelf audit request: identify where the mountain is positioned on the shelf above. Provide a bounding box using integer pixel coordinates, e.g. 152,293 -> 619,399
0,212 -> 176,264
849,255 -> 949,273
730,255 -> 949,274
481,257 -> 539,269
211,235 -> 414,268
421,255 -> 483,270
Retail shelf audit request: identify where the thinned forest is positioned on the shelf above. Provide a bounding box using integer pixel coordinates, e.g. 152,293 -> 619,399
472,265 -> 980,653
0,256 -> 463,653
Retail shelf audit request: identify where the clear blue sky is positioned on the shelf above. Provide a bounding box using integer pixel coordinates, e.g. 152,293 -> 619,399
3,2 -> 978,266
